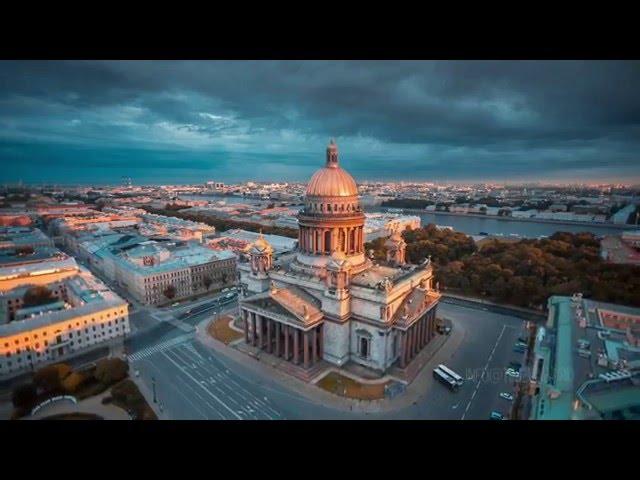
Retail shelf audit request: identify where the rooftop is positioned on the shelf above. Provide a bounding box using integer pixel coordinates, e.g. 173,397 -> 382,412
532,295 -> 640,420
0,267 -> 127,337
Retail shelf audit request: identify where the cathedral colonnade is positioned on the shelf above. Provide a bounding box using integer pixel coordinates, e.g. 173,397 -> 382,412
241,308 -> 323,369
298,225 -> 365,255
397,307 -> 437,369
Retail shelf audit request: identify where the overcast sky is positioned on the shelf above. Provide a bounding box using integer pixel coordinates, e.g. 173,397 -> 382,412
0,60 -> 638,185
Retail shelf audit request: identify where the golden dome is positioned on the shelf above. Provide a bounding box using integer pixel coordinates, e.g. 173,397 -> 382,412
250,232 -> 273,254
305,140 -> 358,198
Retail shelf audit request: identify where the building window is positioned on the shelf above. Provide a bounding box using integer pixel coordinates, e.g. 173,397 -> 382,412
359,337 -> 369,359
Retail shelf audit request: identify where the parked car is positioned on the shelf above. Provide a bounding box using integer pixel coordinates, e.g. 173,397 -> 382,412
490,411 -> 504,420
505,369 -> 520,379
577,349 -> 591,358
499,392 -> 514,401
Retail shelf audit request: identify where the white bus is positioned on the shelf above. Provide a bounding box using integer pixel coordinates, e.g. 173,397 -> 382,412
433,367 -> 459,391
437,364 -> 464,386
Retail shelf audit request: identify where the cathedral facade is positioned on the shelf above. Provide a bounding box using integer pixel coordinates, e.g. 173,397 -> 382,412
238,141 -> 440,374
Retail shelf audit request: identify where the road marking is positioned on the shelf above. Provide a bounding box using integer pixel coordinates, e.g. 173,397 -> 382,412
161,350 -> 243,420
177,344 -> 282,419
461,324 -> 506,420
170,345 -> 279,419
127,333 -> 193,362
139,358 -> 212,420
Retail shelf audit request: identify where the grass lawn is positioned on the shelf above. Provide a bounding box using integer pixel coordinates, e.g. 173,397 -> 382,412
316,371 -> 392,400
207,315 -> 243,345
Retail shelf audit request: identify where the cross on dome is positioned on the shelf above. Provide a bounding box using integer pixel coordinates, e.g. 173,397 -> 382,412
326,139 -> 339,168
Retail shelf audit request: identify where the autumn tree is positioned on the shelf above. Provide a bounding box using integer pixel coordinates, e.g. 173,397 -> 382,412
22,286 -> 56,308
163,285 -> 177,300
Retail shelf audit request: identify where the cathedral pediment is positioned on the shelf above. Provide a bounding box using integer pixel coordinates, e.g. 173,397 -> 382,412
393,288 -> 441,328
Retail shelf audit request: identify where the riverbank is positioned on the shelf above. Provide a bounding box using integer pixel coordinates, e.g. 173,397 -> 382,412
382,207 -> 640,231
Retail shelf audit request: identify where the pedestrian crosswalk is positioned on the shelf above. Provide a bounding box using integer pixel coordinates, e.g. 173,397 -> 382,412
127,334 -> 194,362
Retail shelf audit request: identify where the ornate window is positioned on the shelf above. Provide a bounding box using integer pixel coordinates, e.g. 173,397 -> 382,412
356,329 -> 373,360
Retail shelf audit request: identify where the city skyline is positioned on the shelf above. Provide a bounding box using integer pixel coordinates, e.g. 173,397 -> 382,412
1,61 -> 639,185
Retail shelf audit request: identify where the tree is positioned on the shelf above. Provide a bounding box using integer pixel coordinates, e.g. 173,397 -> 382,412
62,372 -> 86,393
163,285 -> 177,300
94,358 -> 129,386
12,383 -> 37,409
202,275 -> 213,290
33,363 -> 71,394
22,286 -> 56,308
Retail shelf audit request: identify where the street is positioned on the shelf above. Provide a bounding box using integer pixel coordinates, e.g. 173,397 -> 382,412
125,296 -> 529,420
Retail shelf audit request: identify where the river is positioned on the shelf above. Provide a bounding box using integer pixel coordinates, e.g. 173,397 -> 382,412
181,194 -> 636,238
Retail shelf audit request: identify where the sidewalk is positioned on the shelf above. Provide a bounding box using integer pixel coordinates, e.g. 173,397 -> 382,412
194,316 -> 466,414
129,371 -> 169,420
442,291 -> 546,319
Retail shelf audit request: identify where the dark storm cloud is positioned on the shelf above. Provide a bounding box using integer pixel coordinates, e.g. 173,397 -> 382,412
0,60 -> 639,184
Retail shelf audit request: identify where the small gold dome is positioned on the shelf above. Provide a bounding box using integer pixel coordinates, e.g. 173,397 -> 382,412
250,232 -> 273,254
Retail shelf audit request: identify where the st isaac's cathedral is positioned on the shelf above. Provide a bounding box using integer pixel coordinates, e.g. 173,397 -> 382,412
238,141 -> 440,374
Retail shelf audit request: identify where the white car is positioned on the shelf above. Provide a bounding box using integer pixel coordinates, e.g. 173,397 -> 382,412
505,369 -> 520,379
499,392 -> 514,401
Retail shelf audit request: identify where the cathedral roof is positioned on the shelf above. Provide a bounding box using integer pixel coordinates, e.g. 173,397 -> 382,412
269,286 -> 323,325
393,288 -> 441,328
305,140 -> 358,198
243,286 -> 323,327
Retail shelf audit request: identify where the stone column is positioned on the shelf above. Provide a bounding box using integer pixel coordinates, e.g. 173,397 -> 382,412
275,322 -> 281,357
303,331 -> 310,369
429,310 -> 434,340
419,318 -> 425,349
412,325 -> 418,357
259,315 -> 265,349
399,331 -> 407,368
424,314 -> 430,344
267,319 -> 273,353
318,325 -> 324,358
347,227 -> 356,254
251,313 -> 257,346
293,329 -> 300,365
243,310 -> 249,343
312,327 -> 318,363
284,325 -> 290,360
407,326 -> 413,359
